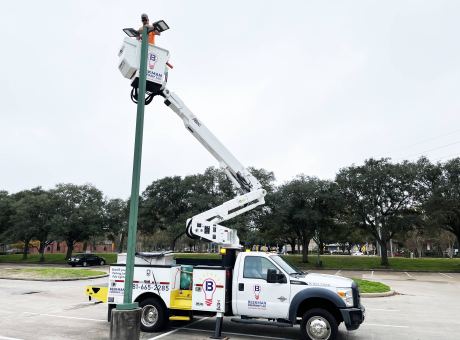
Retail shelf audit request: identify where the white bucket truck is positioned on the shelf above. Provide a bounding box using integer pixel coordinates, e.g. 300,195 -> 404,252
107,250 -> 364,340
108,32 -> 365,339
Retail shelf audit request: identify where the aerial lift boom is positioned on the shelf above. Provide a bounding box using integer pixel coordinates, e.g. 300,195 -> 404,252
118,37 -> 266,249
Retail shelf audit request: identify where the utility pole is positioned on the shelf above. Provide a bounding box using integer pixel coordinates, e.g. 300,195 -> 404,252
110,25 -> 149,340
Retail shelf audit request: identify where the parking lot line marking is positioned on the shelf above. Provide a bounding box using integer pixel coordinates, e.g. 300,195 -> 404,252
365,323 -> 409,328
439,272 -> 453,279
366,308 -> 400,312
371,271 -> 374,278
404,272 -> 415,279
148,316 -> 210,340
172,327 -> 290,340
23,312 -> 105,322
0,336 -> 24,340
335,270 -> 341,276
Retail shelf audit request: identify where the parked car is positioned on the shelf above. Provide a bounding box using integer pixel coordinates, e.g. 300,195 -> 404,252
67,254 -> 106,267
351,251 -> 364,256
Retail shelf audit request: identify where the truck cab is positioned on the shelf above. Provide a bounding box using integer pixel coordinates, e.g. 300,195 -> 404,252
231,252 -> 365,339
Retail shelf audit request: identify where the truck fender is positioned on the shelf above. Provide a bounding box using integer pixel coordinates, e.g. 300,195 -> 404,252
288,287 -> 345,323
134,292 -> 166,306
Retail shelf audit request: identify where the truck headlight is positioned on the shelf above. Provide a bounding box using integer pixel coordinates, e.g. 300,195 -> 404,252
337,288 -> 354,307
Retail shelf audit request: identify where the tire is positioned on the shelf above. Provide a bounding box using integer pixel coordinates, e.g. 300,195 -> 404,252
71,264 -> 76,267
300,308 -> 338,340
82,261 -> 88,267
100,260 -> 105,266
139,297 -> 168,332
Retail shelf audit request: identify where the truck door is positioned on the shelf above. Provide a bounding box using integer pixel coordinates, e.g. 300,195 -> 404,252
235,255 -> 290,319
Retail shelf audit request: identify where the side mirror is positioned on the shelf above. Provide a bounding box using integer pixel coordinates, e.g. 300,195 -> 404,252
267,269 -> 286,283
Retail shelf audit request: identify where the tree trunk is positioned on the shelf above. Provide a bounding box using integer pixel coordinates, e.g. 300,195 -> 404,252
171,232 -> 185,251
39,240 -> 46,263
301,237 -> 310,263
289,241 -> 296,254
65,240 -> 74,260
380,239 -> 389,266
319,241 -> 324,255
453,230 -> 460,253
117,232 -> 125,253
22,238 -> 31,260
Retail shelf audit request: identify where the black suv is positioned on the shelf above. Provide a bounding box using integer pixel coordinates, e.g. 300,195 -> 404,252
67,254 -> 106,267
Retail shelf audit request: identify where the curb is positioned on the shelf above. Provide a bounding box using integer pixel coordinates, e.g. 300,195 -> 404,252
361,290 -> 396,298
0,274 -> 108,281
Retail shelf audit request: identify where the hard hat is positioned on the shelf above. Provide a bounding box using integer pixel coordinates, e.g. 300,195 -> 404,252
141,13 -> 149,19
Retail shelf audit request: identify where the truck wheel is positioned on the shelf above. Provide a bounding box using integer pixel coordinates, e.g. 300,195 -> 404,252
139,298 -> 168,332
300,308 -> 338,340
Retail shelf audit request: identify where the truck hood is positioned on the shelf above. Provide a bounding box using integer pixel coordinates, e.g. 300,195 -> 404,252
293,272 -> 354,288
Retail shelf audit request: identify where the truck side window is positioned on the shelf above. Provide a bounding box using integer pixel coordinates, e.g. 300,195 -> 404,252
243,256 -> 278,280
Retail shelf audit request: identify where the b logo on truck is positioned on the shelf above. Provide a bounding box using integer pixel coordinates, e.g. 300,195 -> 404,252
203,278 -> 216,306
148,53 -> 157,69
253,284 -> 261,300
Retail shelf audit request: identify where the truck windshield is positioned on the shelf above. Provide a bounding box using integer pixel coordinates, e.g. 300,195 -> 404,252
270,255 -> 304,275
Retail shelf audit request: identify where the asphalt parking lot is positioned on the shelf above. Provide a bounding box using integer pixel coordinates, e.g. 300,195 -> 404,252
0,265 -> 459,340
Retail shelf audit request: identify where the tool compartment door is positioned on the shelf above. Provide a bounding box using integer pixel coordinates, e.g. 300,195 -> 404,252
192,267 -> 226,313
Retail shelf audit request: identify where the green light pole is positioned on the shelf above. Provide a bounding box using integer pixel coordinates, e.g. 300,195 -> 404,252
118,26 -> 149,311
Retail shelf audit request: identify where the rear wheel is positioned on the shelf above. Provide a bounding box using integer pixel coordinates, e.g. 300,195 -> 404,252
100,260 -> 105,266
300,308 -> 338,340
82,261 -> 88,267
139,297 -> 168,332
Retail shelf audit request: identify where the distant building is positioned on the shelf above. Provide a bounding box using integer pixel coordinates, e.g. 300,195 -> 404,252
26,240 -> 114,254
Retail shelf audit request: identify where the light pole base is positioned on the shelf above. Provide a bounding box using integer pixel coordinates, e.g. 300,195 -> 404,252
110,307 -> 142,340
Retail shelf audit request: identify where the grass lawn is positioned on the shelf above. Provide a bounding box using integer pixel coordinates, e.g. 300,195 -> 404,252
2,252 -> 460,272
353,278 -> 391,293
174,253 -> 460,272
0,267 -> 106,280
0,253 -> 117,264
284,254 -> 460,272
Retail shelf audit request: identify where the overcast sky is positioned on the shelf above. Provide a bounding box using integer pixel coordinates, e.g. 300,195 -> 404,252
1,1 -> 460,199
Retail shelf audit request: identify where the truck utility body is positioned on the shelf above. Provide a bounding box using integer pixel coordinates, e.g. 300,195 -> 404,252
106,251 -> 364,339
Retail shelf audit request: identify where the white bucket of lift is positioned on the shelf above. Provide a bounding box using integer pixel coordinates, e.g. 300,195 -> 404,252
118,37 -> 169,87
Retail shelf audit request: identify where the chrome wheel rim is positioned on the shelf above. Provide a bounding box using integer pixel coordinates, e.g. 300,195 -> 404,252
141,305 -> 159,327
306,316 -> 331,340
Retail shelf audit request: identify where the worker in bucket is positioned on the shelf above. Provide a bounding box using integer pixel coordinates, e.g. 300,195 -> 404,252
138,13 -> 160,44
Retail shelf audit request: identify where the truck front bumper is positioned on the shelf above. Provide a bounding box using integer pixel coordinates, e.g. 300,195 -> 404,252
340,305 -> 365,331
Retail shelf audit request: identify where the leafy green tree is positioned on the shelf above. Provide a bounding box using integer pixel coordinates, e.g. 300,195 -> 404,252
140,167 -> 275,250
7,188 -> 55,260
0,191 -> 13,239
104,198 -> 129,253
423,158 -> 460,246
256,188 -> 299,253
273,176 -> 334,263
336,158 -> 420,266
50,184 -> 105,259
140,175 -> 196,250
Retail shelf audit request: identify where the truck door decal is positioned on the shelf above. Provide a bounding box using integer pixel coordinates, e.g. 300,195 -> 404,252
253,284 -> 261,300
